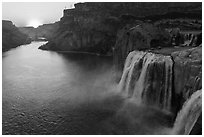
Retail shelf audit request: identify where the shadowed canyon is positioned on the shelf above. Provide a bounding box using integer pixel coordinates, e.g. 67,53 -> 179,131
2,2 -> 202,135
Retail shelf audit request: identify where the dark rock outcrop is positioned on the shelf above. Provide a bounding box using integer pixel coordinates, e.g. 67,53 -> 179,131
171,46 -> 202,112
39,2 -> 201,54
172,89 -> 202,135
114,23 -> 171,70
2,20 -> 31,52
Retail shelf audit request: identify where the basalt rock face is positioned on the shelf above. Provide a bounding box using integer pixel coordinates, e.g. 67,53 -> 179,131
39,2 -> 201,54
18,22 -> 59,41
114,23 -> 171,70
171,46 -> 202,112
39,4 -> 121,54
2,20 -> 31,52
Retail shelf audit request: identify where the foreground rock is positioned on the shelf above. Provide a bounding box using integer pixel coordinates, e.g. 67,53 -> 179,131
2,20 -> 31,52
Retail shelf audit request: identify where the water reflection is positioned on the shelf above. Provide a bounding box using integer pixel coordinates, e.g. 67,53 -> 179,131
2,42 -> 173,135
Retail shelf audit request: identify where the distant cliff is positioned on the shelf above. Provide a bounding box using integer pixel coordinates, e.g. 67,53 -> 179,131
39,2 -> 201,54
18,22 -> 59,41
2,20 -> 31,52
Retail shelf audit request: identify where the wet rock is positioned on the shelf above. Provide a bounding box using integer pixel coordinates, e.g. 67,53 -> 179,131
171,46 -> 202,112
171,46 -> 202,96
172,89 -> 202,135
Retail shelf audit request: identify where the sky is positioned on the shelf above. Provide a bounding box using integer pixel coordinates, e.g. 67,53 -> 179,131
2,2 -> 75,27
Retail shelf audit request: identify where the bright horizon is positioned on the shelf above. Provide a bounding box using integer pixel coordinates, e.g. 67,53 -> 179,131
2,2 -> 75,27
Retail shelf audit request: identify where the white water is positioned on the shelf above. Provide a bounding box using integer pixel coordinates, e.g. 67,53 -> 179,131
172,89 -> 202,135
118,51 -> 173,111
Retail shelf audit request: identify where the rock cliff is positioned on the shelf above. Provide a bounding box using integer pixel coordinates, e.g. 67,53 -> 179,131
171,46 -> 202,112
114,23 -> 171,70
39,2 -> 201,54
18,22 -> 59,41
2,20 -> 31,52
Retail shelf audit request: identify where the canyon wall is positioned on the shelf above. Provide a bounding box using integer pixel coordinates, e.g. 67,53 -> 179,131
2,20 -> 31,52
171,46 -> 202,112
114,23 -> 171,71
18,22 -> 59,41
114,25 -> 202,72
39,2 -> 201,54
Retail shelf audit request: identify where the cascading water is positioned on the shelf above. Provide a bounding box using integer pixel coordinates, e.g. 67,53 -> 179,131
118,51 -> 147,96
172,89 -> 202,135
118,50 -> 173,111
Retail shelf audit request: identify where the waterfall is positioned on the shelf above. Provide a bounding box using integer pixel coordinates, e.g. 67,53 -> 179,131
118,50 -> 173,111
118,51 -> 147,96
172,89 -> 202,135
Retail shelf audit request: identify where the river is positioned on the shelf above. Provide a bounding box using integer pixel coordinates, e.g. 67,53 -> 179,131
2,41 -> 173,135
